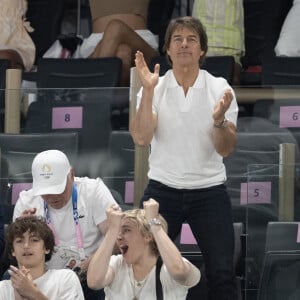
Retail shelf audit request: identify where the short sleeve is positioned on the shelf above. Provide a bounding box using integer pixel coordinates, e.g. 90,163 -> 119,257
57,270 -> 85,300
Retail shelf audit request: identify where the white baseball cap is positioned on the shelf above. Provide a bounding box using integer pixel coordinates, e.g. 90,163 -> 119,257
32,150 -> 71,196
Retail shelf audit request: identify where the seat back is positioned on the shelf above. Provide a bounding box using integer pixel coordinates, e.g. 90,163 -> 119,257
259,99 -> 300,130
0,132 -> 78,176
26,0 -> 65,62
224,128 -> 297,208
224,118 -> 298,285
149,55 -> 171,76
226,117 -> 298,202
36,57 -> 122,88
257,222 -> 300,300
258,251 -> 300,300
104,130 -> 135,208
107,130 -> 135,177
265,222 -> 300,253
24,89 -> 113,177
202,56 -> 235,84
0,132 -> 79,224
262,57 -> 300,85
253,99 -> 300,154
242,0 -> 292,68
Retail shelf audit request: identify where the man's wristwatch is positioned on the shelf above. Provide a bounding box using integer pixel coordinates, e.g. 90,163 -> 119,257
214,118 -> 228,128
149,218 -> 162,226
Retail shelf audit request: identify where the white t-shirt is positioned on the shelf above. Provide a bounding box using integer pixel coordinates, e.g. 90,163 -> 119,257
104,255 -> 200,300
13,177 -> 117,268
137,69 -> 238,189
275,0 -> 300,56
0,269 -> 84,300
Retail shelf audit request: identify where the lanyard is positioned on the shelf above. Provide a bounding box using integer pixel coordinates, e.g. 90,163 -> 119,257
44,185 -> 85,260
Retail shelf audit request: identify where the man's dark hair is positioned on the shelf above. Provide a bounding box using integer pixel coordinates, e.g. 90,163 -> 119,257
6,216 -> 55,262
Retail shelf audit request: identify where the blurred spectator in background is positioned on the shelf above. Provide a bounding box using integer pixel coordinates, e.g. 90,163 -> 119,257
240,0 -> 292,85
0,0 -> 35,71
78,0 -> 159,86
192,0 -> 244,85
274,0 -> 300,57
26,0 -> 64,64
147,0 -> 176,54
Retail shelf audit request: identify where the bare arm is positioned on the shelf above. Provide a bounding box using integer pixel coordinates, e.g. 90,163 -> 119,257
80,217 -> 118,272
87,204 -> 122,290
130,51 -> 159,146
212,89 -> 237,157
98,219 -> 109,235
144,199 -> 200,285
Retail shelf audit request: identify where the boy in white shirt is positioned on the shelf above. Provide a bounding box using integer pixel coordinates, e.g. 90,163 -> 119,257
0,216 -> 84,300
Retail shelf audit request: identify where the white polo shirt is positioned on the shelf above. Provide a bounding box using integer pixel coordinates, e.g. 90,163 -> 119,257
137,69 -> 238,189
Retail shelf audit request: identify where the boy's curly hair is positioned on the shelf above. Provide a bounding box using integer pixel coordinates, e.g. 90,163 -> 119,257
6,216 -> 55,262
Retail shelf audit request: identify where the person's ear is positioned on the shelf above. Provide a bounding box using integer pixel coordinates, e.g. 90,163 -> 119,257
145,232 -> 154,242
45,249 -> 50,254
69,168 -> 75,181
12,250 -> 16,257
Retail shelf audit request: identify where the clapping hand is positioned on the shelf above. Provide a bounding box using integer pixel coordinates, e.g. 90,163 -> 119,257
135,51 -> 160,90
9,265 -> 35,299
213,89 -> 233,124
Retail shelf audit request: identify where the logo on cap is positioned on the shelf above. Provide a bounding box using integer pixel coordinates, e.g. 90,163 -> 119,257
40,164 -> 53,179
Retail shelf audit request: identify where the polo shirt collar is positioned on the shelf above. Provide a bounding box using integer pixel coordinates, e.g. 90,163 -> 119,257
164,69 -> 205,89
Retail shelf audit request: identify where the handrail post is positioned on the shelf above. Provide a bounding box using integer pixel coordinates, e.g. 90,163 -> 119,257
129,67 -> 149,208
5,68 -> 22,133
279,143 -> 295,221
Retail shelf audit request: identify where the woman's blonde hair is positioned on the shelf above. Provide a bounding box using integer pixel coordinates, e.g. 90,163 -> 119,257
123,209 -> 168,256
